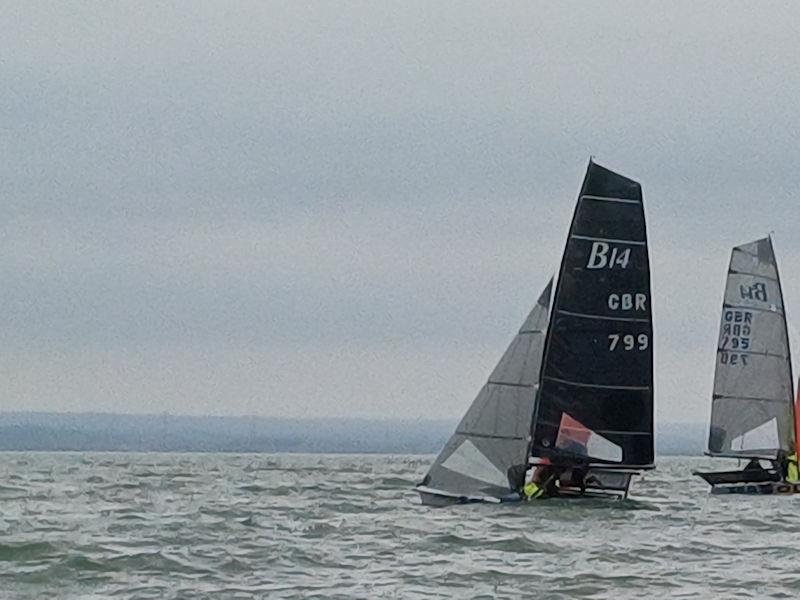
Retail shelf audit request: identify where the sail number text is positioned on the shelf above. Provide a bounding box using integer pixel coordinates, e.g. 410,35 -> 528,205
587,242 -> 631,270
719,352 -> 748,366
607,293 -> 647,311
740,282 -> 767,302
719,309 -> 753,366
608,333 -> 649,351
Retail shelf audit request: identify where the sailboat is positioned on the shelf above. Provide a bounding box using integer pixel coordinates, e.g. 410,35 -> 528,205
694,236 -> 800,494
416,160 -> 655,506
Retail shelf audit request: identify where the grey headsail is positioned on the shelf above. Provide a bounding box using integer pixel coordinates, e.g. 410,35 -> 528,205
707,237 -> 796,459
417,279 -> 552,502
530,160 -> 654,469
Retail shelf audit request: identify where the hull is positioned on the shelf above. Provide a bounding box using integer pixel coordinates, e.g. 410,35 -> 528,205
711,481 -> 800,495
694,468 -> 799,495
416,486 -> 629,506
693,469 -> 780,486
414,485 -> 503,507
415,469 -> 637,506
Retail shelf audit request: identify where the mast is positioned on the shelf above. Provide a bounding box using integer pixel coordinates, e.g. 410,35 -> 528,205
529,159 -> 653,469
770,234 -> 796,447
524,277 -> 555,465
796,380 -> 800,460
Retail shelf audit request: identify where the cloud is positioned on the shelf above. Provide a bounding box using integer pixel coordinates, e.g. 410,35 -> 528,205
1,2 -> 799,422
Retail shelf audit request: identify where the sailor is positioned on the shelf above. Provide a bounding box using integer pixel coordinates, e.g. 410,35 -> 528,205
786,452 -> 799,483
562,464 -> 588,494
522,479 -> 544,500
523,463 -> 559,500
773,450 -> 796,481
522,466 -> 543,500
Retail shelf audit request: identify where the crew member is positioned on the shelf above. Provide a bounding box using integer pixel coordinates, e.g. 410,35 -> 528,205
786,452 -> 799,483
523,463 -> 558,500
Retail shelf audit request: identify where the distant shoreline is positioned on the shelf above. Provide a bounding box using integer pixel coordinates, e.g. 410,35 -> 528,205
0,412 -> 706,455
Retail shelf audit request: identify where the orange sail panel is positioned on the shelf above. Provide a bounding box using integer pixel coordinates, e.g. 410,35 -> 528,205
555,413 -> 591,450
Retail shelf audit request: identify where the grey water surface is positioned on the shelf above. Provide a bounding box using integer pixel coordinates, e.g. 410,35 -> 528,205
0,453 -> 796,599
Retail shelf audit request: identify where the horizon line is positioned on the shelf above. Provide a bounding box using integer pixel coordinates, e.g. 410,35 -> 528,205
0,410 -> 705,426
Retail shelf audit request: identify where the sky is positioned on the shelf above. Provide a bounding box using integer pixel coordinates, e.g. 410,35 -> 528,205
2,2 -> 800,423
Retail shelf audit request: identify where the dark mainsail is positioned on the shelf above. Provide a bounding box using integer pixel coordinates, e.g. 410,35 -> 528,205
707,237 -> 796,459
530,161 -> 654,468
417,279 -> 552,501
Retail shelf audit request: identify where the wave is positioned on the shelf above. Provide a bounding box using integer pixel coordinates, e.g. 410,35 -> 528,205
0,541 -> 59,562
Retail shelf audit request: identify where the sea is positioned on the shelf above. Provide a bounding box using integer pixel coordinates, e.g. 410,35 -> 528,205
0,453 -> 797,599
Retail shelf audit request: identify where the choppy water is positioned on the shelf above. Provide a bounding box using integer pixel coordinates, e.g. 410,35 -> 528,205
0,453 -> 797,599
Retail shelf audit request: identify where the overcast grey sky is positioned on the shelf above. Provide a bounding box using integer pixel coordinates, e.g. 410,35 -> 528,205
2,2 -> 799,423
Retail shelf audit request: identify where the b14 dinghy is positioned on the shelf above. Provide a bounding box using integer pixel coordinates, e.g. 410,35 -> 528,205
694,237 -> 800,495
416,160 -> 655,506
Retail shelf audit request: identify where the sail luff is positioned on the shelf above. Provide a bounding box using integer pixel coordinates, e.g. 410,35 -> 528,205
771,235 -> 797,447
796,380 -> 800,460
523,279 -> 555,466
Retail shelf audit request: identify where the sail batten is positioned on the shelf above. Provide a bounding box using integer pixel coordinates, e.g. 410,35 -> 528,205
707,237 -> 795,458
714,395 -> 791,404
530,161 -> 654,468
580,195 -> 640,204
729,270 -> 779,281
418,278 -> 553,499
542,375 -> 650,391
570,235 -> 646,246
723,304 -> 784,313
557,309 -> 650,323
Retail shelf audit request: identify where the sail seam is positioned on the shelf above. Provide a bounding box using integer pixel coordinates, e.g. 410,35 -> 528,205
543,375 -> 650,391
728,269 -> 778,281
536,424 -> 651,436
722,303 -> 784,314
580,194 -> 640,205
557,309 -> 649,323
716,349 -> 788,359
486,380 -> 534,389
712,395 -> 791,404
570,234 -> 646,246
732,247 -> 768,261
454,431 -> 526,441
